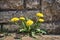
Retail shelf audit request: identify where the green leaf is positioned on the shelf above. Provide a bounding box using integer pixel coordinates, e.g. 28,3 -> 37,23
31,32 -> 35,36
36,29 -> 40,32
36,29 -> 46,34
40,30 -> 46,34
28,31 -> 36,39
20,29 -> 26,32
22,21 -> 26,28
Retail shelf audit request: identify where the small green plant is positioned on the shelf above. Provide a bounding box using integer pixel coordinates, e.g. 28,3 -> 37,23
10,12 -> 46,40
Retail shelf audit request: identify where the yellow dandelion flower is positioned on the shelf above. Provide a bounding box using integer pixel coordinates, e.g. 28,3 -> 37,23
36,12 -> 44,17
26,20 -> 34,26
11,17 -> 19,22
20,17 -> 25,21
38,19 -> 44,22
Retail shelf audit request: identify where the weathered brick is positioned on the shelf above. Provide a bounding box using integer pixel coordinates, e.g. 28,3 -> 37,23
0,0 -> 24,9
56,0 -> 60,3
0,10 -> 39,23
25,10 -> 39,18
3,24 -> 19,32
40,22 -> 60,34
42,0 -> 60,21
26,0 -> 40,9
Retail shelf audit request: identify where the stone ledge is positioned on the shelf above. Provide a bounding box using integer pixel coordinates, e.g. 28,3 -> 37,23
21,35 -> 60,40
2,34 -> 60,40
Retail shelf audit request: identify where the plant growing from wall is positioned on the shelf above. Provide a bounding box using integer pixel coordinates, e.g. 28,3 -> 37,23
10,12 -> 46,40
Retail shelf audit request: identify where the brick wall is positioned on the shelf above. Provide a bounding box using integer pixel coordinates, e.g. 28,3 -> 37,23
0,0 -> 60,34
